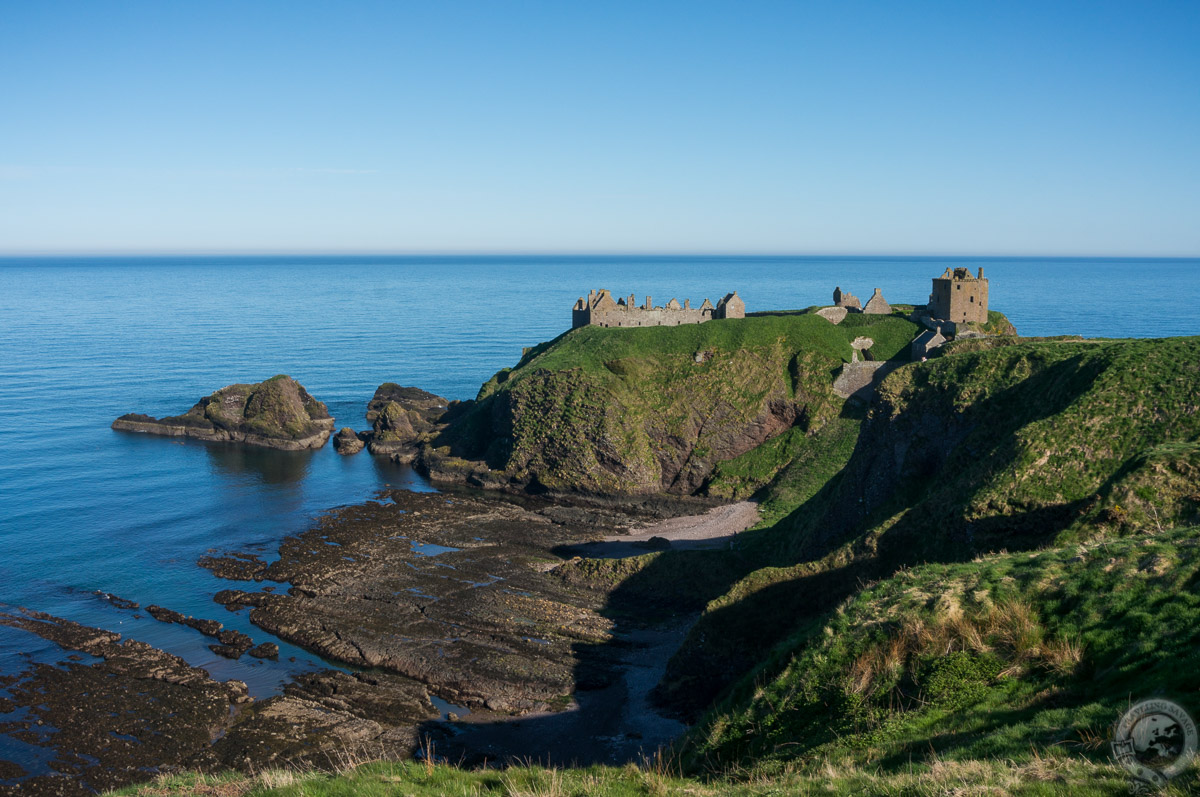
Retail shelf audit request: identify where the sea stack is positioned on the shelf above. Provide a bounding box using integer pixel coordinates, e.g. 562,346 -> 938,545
112,375 -> 335,450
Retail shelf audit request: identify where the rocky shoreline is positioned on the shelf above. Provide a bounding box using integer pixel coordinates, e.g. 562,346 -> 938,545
200,488 -> 710,712
0,487 -> 727,795
0,607 -> 440,797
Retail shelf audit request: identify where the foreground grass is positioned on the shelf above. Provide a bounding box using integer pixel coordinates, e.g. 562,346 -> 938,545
108,755 -> 1172,796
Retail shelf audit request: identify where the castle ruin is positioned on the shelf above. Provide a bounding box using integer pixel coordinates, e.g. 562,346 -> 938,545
928,267 -> 988,324
572,289 -> 745,329
830,286 -> 891,315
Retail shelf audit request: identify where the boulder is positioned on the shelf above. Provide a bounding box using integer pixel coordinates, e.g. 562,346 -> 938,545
333,428 -> 365,455
364,384 -> 449,461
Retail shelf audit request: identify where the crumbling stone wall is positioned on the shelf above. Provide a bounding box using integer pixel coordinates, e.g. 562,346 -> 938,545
833,287 -> 862,310
573,289 -> 744,329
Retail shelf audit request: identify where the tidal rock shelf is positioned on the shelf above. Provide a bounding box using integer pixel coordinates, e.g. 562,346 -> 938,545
0,610 -> 437,797
201,488 -> 705,714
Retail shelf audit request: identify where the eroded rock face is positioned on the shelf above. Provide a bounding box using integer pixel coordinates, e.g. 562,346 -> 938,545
420,346 -> 819,496
112,375 -> 334,450
364,383 -> 450,461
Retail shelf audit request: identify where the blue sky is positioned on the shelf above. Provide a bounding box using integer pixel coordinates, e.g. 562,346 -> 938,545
1,1 -> 1197,255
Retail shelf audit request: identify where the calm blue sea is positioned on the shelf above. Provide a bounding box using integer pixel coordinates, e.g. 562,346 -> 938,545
0,255 -> 1197,763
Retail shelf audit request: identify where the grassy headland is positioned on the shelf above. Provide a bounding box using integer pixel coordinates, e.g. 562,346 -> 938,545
427,311 -> 918,495
105,315 -> 1200,796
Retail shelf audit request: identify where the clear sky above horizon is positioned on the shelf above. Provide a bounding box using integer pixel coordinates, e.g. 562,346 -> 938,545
1,1 -> 1197,256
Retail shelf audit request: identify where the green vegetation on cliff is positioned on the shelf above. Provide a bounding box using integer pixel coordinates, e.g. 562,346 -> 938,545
432,312 -> 920,495
684,526 -> 1200,776
655,334 -> 1200,784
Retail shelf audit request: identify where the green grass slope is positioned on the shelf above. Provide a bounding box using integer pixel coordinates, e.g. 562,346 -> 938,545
656,336 -> 1200,787
657,336 -> 1200,719
683,525 -> 1200,779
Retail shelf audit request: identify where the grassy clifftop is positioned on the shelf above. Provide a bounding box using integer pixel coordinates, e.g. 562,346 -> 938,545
426,312 -> 920,494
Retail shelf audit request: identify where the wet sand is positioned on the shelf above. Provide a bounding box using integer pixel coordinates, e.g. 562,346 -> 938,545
563,500 -> 760,559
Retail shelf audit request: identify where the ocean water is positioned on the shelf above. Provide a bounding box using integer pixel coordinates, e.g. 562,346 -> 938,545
0,255 -> 1197,763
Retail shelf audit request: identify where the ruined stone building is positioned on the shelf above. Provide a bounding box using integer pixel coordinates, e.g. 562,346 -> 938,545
929,267 -> 988,324
862,288 -> 891,315
832,286 -> 891,315
572,289 -> 745,329
832,287 -> 861,310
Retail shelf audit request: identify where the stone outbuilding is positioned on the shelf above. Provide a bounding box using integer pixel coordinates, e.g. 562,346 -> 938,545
911,327 -> 947,360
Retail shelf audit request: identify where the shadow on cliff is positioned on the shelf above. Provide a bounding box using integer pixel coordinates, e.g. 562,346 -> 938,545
654,350 -> 1113,722
415,350 -> 1115,765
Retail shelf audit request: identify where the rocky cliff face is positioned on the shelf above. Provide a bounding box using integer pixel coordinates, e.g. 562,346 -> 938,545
112,375 -> 334,450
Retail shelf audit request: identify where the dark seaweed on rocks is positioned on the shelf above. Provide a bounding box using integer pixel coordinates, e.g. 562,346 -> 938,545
0,609 -> 439,796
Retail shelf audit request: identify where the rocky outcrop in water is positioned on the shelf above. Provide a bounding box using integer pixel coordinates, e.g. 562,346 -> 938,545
112,375 -> 334,450
332,427 -> 365,455
363,383 -> 450,462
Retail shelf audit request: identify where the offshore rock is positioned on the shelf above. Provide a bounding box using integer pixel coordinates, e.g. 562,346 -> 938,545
365,383 -> 447,423
112,375 -> 334,450
332,427 -> 365,455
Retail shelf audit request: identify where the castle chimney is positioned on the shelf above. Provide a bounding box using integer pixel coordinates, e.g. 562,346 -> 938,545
978,267 -> 985,279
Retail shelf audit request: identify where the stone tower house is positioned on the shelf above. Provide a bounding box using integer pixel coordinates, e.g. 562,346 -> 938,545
929,267 -> 988,325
